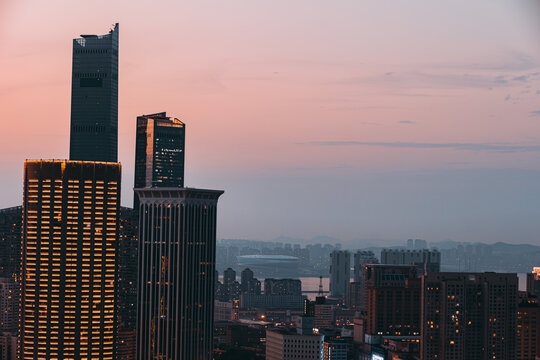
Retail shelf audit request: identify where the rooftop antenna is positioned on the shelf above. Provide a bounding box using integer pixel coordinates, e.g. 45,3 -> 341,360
318,275 -> 324,296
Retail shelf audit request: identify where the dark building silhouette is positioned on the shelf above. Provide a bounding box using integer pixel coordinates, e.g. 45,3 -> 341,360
70,23 -> 119,162
223,268 -> 236,288
421,272 -> 518,360
133,112 -> 185,209
117,207 -> 138,360
135,187 -> 223,360
20,160 -> 121,360
0,207 -> 21,279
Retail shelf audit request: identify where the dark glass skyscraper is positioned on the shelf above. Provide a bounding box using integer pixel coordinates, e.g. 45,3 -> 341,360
20,160 -> 121,360
70,23 -> 119,162
135,188 -> 223,360
133,112 -> 185,208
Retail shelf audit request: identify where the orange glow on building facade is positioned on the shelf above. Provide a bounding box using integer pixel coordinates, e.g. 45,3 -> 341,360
20,160 -> 120,360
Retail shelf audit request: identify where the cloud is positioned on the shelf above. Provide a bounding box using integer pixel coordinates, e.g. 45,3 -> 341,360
399,120 -> 415,124
302,141 -> 540,153
536,90 -> 540,94
530,110 -> 540,117
505,95 -> 511,101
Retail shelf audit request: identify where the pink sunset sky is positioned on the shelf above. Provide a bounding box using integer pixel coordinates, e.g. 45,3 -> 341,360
1,1 -> 540,245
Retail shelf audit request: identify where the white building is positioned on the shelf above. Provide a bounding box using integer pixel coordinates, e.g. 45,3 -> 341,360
266,328 -> 324,360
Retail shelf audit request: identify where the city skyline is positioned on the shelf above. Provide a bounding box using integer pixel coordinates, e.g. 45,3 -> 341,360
2,1 -> 540,244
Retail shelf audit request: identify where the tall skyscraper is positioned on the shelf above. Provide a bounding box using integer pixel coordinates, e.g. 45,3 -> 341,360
133,112 -> 185,208
421,272 -> 518,360
329,250 -> 350,299
70,24 -> 119,162
135,187 -> 223,360
20,160 -> 121,360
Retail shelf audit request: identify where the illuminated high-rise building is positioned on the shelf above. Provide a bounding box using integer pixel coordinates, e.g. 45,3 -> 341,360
20,160 -> 121,360
133,112 -> 185,209
70,24 -> 119,162
421,272 -> 518,360
135,187 -> 223,360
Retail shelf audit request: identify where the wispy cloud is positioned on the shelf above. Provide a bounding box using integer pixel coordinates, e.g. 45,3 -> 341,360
399,120 -> 415,124
530,110 -> 540,117
302,141 -> 540,153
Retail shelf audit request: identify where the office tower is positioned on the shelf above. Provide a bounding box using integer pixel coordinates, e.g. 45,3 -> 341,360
517,291 -> 540,360
117,207 -> 138,360
70,23 -> 119,162
364,265 -> 421,337
20,160 -> 121,360
329,250 -> 350,299
380,249 -> 440,274
266,327 -> 324,360
264,279 -> 302,295
421,272 -> 518,360
0,206 -> 22,279
353,250 -> 378,282
223,268 -> 236,288
133,112 -> 185,208
136,187 -> 223,360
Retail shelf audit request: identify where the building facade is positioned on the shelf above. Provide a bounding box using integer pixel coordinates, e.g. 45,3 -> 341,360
0,278 -> 17,333
20,160 -> 121,360
329,251 -> 350,299
266,328 -> 324,360
364,265 -> 421,337
133,112 -> 185,208
70,24 -> 119,162
421,272 -> 518,360
135,187 -> 223,360
517,291 -> 540,360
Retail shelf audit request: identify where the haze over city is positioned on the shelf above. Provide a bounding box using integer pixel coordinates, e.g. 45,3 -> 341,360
1,1 -> 540,244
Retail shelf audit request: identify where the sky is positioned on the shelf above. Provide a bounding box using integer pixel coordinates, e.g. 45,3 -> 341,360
1,1 -> 540,246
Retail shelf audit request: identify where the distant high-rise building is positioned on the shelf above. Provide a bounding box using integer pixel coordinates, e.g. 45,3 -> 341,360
70,24 -> 119,162
264,278 -> 302,296
414,239 -> 427,249
20,160 -> 121,359
0,207 -> 22,279
241,268 -> 254,290
135,187 -> 223,360
223,268 -> 236,288
353,251 -> 378,282
133,112 -> 185,208
421,272 -> 518,360
330,250 -> 350,299
381,249 -> 440,274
